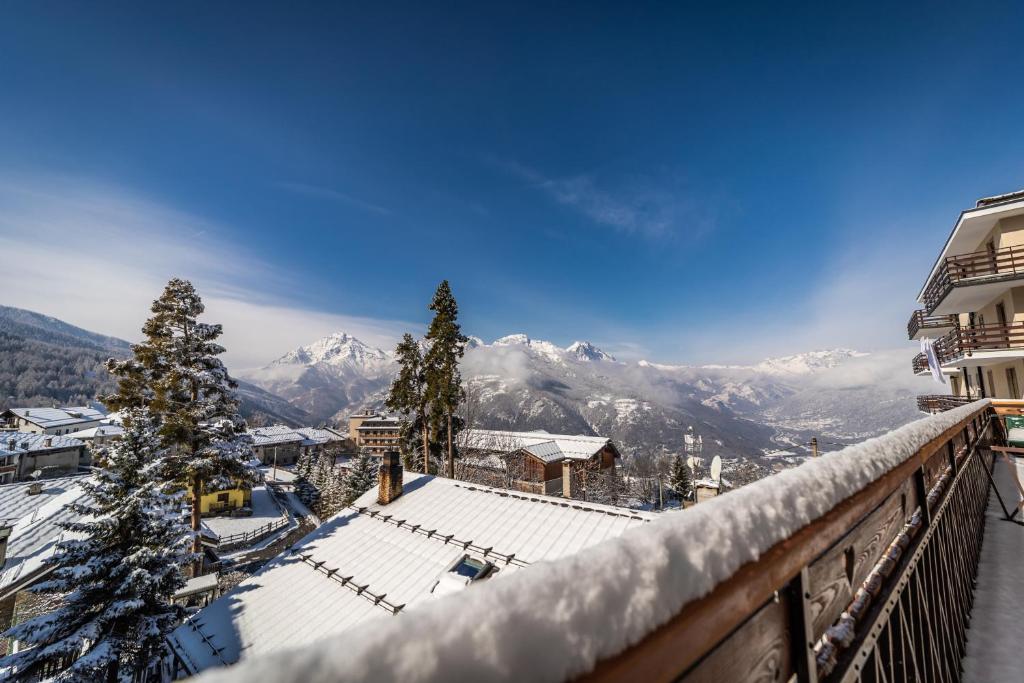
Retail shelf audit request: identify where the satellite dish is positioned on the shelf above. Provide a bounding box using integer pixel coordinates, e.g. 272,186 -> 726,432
710,455 -> 722,483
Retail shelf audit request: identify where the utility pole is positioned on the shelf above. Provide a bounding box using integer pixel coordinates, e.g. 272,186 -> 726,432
272,446 -> 278,482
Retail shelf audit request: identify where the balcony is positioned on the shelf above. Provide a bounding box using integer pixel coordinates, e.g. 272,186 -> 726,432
906,309 -> 958,340
934,320 -> 1024,366
912,352 -> 929,375
921,244 -> 1024,314
917,394 -> 972,413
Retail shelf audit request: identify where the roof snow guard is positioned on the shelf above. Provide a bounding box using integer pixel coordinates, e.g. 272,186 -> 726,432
170,472 -> 652,675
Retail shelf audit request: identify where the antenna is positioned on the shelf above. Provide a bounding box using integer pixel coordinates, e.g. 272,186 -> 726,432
710,455 -> 722,485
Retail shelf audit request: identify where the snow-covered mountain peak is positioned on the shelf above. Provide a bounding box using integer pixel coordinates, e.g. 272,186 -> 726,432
275,332 -> 391,371
566,341 -> 616,362
752,348 -> 867,376
492,333 -> 531,346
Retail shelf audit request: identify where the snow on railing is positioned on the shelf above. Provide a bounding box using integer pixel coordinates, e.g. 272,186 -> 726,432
196,400 -> 991,683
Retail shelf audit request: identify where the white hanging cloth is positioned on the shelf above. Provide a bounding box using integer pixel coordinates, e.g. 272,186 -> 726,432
921,337 -> 946,385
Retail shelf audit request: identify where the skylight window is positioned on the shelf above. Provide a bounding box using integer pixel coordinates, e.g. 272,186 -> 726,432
451,556 -> 488,580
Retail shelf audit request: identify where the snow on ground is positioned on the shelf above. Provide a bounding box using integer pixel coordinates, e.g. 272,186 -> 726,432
202,486 -> 285,540
962,454 -> 1024,683
197,401 -> 990,683
259,465 -> 296,484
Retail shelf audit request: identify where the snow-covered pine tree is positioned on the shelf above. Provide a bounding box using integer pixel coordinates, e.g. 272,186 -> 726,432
312,453 -> 338,516
105,278 -> 256,570
424,280 -> 468,479
386,333 -> 433,474
0,409 -> 193,682
341,451 -> 377,506
669,453 -> 692,504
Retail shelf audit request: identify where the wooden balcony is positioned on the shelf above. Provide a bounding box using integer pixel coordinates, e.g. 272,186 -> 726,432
933,321 -> 1024,365
921,244 -> 1024,313
912,352 -> 930,375
906,309 -> 958,340
917,394 -> 972,414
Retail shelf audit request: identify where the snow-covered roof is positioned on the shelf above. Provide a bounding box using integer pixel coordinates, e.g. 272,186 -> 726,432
0,432 -> 83,455
463,429 -> 615,462
191,401 -> 992,683
294,427 -> 345,445
0,481 -> 90,598
248,425 -> 305,447
4,406 -> 106,429
168,472 -> 652,674
0,475 -> 87,526
65,425 -> 124,440
249,425 -> 346,448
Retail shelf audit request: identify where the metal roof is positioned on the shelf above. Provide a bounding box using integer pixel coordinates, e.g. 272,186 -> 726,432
6,406 -> 106,429
167,472 -> 652,674
0,432 -> 83,455
464,429 -> 615,462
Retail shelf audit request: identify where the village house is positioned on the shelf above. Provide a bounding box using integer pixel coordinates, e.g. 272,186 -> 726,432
166,453 -> 652,677
0,406 -> 107,436
248,425 -> 351,466
0,475 -> 90,655
348,411 -> 402,455
461,428 -> 620,497
0,433 -> 85,483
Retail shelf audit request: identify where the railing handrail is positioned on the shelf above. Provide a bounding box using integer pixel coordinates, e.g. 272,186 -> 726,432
922,243 -> 1024,312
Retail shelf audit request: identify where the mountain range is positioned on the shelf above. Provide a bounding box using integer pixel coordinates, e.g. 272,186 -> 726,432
238,330 -> 936,462
0,304 -> 939,464
0,305 -> 309,425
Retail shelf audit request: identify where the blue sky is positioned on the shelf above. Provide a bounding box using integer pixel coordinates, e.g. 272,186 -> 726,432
3,2 -> 1024,367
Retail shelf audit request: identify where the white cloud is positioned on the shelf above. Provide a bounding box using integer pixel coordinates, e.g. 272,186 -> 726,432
276,181 -> 393,216
0,173 -> 414,369
496,160 -> 715,239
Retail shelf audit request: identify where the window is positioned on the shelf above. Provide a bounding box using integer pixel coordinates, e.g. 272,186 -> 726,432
1008,367 -> 1020,399
452,557 -> 491,581
217,492 -> 229,503
951,376 -> 961,396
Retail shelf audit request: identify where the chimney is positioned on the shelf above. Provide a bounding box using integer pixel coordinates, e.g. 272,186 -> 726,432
27,482 -> 42,496
0,525 -> 11,566
44,437 -> 52,448
377,451 -> 403,505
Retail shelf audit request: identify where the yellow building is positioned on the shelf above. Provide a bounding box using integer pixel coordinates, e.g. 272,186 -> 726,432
910,188 -> 1024,409
191,484 -> 252,516
348,411 -> 402,455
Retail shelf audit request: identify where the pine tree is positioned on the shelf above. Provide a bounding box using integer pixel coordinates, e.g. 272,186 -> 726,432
313,454 -> 339,516
669,453 -> 692,504
341,451 -> 378,505
424,281 -> 468,479
386,333 -> 433,474
0,409 -> 193,681
105,278 -> 255,571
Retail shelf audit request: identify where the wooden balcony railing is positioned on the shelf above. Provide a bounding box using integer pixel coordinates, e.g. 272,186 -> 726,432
583,400 -> 996,683
917,394 -> 972,414
912,352 -> 930,374
922,244 -> 1024,312
933,321 -> 1024,364
906,309 -> 958,340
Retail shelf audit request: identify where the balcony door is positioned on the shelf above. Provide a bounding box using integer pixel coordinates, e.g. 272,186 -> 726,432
1008,367 -> 1021,399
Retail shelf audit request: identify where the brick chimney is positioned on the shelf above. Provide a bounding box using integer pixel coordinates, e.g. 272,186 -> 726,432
44,437 -> 52,448
377,451 -> 403,505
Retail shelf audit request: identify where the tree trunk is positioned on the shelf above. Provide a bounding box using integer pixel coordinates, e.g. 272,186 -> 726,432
446,410 -> 454,479
191,474 -> 203,576
421,413 -> 430,474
